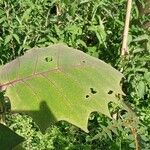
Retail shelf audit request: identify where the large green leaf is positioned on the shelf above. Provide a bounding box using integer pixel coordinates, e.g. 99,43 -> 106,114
0,123 -> 24,150
0,44 -> 124,132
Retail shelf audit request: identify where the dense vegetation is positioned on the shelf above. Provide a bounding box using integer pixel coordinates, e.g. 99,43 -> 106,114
0,0 -> 149,149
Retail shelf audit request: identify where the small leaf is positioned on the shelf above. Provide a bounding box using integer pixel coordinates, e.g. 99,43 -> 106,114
4,35 -> 12,45
132,34 -> 149,42
13,34 -> 20,44
54,25 -> 63,38
22,8 -> 32,22
80,0 -> 90,4
105,128 -> 112,140
129,142 -> 135,148
127,34 -> 132,45
137,81 -> 145,98
87,46 -> 99,58
0,123 -> 24,150
77,39 -> 87,48
0,17 -> 6,24
111,127 -> 118,136
144,72 -> 150,85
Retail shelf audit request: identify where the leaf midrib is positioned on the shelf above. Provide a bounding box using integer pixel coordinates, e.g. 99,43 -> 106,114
0,64 -> 85,89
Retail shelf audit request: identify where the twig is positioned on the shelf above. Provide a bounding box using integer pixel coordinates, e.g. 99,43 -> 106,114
119,98 -> 141,150
56,3 -> 61,16
130,127 -> 141,150
121,0 -> 132,56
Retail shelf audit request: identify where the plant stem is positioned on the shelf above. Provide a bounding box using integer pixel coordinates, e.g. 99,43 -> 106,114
130,127 -> 141,150
121,0 -> 132,56
120,100 -> 141,150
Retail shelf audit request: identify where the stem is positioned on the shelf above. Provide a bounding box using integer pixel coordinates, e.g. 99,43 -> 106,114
130,127 -> 141,150
121,0 -> 132,56
56,3 -> 61,16
120,101 -> 141,150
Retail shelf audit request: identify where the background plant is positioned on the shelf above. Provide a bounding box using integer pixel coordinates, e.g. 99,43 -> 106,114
0,0 -> 149,149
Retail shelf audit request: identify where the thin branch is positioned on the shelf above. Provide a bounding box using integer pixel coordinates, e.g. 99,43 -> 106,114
130,127 -> 141,150
121,0 -> 132,56
56,3 -> 61,16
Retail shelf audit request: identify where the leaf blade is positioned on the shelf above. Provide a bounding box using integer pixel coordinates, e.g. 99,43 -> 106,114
0,44 -> 124,132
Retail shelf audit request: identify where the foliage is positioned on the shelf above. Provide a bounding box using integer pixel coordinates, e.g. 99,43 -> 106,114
0,0 -> 149,149
120,29 -> 150,149
0,0 -> 127,64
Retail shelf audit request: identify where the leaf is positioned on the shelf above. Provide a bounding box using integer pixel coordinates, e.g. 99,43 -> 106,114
87,46 -> 99,58
0,44 -> 124,132
21,8 -> 32,22
88,23 -> 106,46
13,34 -> 20,44
0,123 -> 24,150
0,17 -> 6,24
80,0 -> 90,4
137,81 -> 145,98
4,35 -> 12,45
132,34 -> 149,42
111,127 -> 118,136
77,39 -> 87,48
144,72 -> 150,85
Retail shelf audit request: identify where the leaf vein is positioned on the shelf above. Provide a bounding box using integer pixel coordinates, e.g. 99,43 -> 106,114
40,73 -> 73,109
